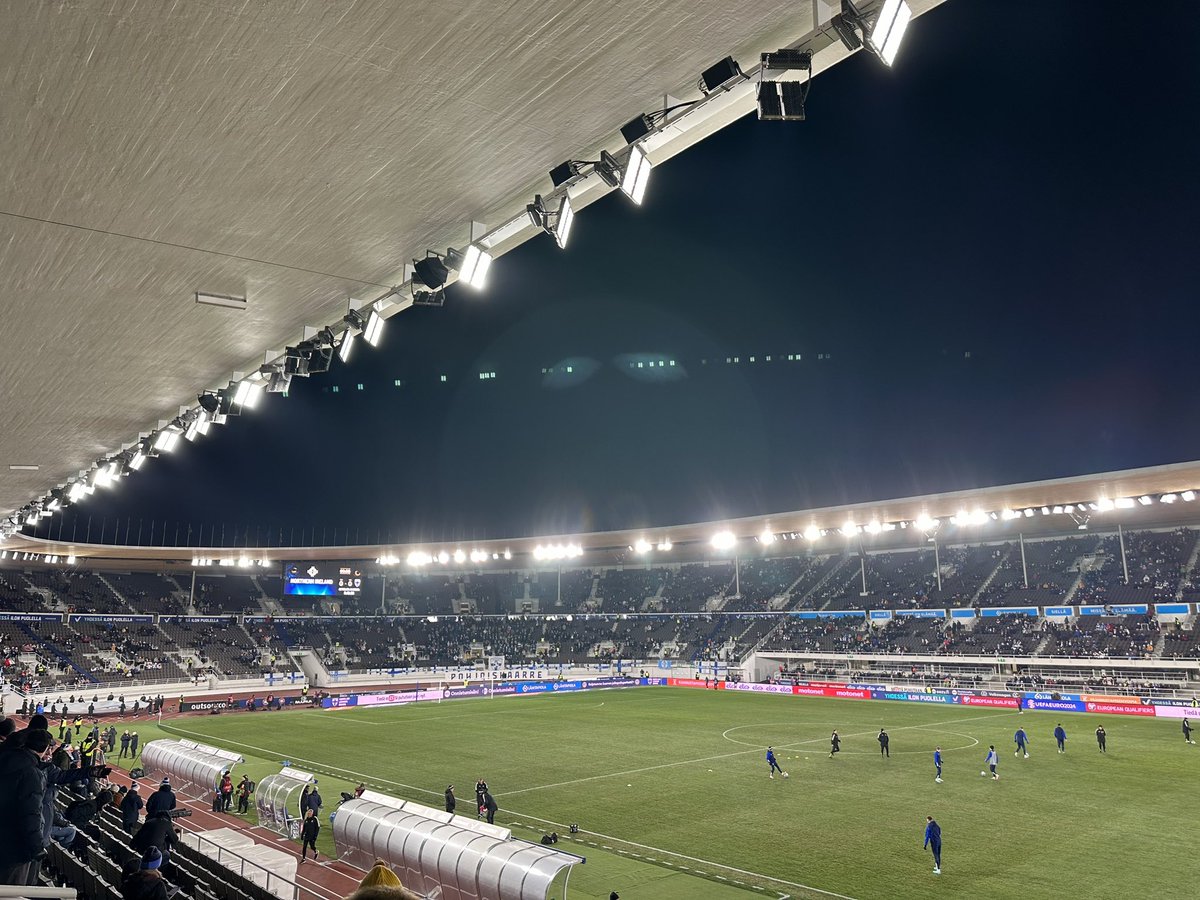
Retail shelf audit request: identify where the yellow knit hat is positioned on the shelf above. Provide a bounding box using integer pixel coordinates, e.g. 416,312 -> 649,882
360,861 -> 403,889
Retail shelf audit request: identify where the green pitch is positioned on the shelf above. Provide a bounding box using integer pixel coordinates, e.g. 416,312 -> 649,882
115,687 -> 1195,900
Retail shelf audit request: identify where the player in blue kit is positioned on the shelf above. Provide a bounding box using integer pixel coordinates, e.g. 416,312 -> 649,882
984,745 -> 999,779
1014,727 -> 1030,758
766,746 -> 785,779
1054,723 -> 1067,753
924,816 -> 942,875
933,746 -> 943,783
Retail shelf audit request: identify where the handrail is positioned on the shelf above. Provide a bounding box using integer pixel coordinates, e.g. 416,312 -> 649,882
0,889 -> 79,899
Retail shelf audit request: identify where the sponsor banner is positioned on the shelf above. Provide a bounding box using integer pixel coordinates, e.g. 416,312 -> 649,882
657,659 -> 674,668
1084,699 -> 1156,717
958,695 -> 1020,709
815,610 -> 867,619
1022,698 -> 1086,712
791,685 -> 831,697
829,688 -> 871,699
354,691 -> 418,707
159,616 -> 234,624
580,678 -> 641,689
69,614 -> 155,623
180,700 -> 234,712
793,611 -> 819,619
516,681 -> 552,694
1154,603 -> 1190,615
1043,606 -> 1074,617
322,696 -> 355,709
1079,604 -> 1148,616
1028,691 -> 1082,702
441,684 -> 518,699
726,682 -> 794,695
0,612 -> 63,622
872,690 -> 956,704
1148,697 -> 1200,709
1153,704 -> 1198,719
981,607 -> 1038,617
643,677 -> 668,686
667,678 -> 722,689
896,609 -> 946,618
950,609 -> 976,619
1083,694 -> 1152,706
869,610 -> 892,620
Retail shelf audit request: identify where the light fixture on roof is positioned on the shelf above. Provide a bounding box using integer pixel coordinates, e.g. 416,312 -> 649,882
453,549 -> 467,564
757,48 -> 812,121
835,0 -> 911,67
865,520 -> 882,535
1041,506 -> 1051,516
633,539 -> 652,555
710,531 -> 736,550
153,428 -> 181,453
1114,497 -> 1136,509
1183,490 -> 1197,502
1022,508 -> 1034,518
620,146 -> 652,205
803,524 -> 821,542
913,513 -> 937,533
1137,495 -> 1153,506
656,539 -> 672,552
759,528 -> 777,545
446,244 -> 493,290
68,481 -> 87,502
1096,497 -> 1115,511
840,520 -> 859,536
1160,493 -> 1177,504
527,193 -> 575,249
698,56 -> 743,94
232,379 -> 263,411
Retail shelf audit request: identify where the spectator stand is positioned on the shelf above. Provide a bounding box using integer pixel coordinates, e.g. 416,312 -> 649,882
256,767 -> 319,838
141,739 -> 244,800
334,792 -> 582,900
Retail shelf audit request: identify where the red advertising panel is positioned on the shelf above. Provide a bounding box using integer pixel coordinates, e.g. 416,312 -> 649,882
1083,699 -> 1155,716
668,678 -> 724,689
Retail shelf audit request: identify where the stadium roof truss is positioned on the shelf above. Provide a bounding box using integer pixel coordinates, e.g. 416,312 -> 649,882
0,0 -> 947,521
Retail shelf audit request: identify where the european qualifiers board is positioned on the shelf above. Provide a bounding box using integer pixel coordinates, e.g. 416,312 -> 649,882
282,561 -> 365,598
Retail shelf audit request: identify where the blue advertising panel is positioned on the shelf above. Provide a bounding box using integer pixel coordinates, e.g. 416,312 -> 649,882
793,611 -> 819,619
1022,697 -> 1086,712
816,610 -> 868,618
1154,603 -> 1190,615
981,607 -> 1038,617
0,612 -> 63,622
950,609 -> 976,619
1043,606 -> 1074,616
871,690 -> 956,704
896,609 -> 945,618
69,614 -> 155,623
1079,604 -> 1148,615
870,610 -> 893,620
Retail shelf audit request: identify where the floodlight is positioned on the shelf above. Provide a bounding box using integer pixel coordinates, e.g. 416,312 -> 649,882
1183,490 -> 1197,502
1052,506 -> 1064,514
657,539 -> 673,552
413,254 -> 450,290
699,56 -> 742,94
437,551 -> 450,565
831,10 -> 863,51
1021,509 -> 1034,518
865,520 -> 882,535
364,310 -> 384,346
710,530 -> 736,550
760,528 -> 777,545
620,145 -> 652,204
1001,509 -> 1019,521
68,482 -> 87,502
633,539 -> 652,555
233,379 -> 263,410
1137,495 -> 1153,506
338,331 -> 355,363
758,49 -> 812,121
453,549 -> 466,564
1063,504 -> 1075,514
446,244 -> 493,290
1096,497 -> 1115,511
1160,493 -> 1177,504
153,429 -> 180,453
469,549 -> 488,563
503,549 -> 512,560
869,0 -> 912,67
267,370 -> 292,393
555,195 -> 575,248
804,524 -> 821,541
621,113 -> 653,144
1041,506 -> 1051,515
198,392 -> 220,414
1114,497 -> 1136,509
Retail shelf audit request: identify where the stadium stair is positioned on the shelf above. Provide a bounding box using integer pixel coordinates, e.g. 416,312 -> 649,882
20,622 -> 97,683
1177,533 -> 1200,600
91,574 -> 139,614
802,555 -> 854,610
969,547 -> 1011,605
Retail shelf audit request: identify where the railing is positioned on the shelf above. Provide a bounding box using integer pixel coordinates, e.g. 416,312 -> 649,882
185,829 -> 300,900
0,889 -> 79,899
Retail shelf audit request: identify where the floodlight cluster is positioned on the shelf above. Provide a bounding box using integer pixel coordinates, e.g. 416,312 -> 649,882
533,543 -> 584,561
395,548 -> 514,568
190,557 -> 271,568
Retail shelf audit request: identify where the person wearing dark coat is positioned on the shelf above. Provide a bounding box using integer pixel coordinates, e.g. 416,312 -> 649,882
129,732 -> 140,757
482,792 -> 498,825
64,789 -> 114,829
305,787 -> 322,815
131,813 -> 179,868
121,849 -> 169,900
444,785 -> 456,814
0,729 -> 54,885
121,784 -> 144,831
145,780 -> 177,817
474,779 -> 488,818
300,810 -> 320,862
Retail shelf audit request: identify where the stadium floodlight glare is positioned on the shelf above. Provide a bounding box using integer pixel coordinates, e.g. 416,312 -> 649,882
1021,508 -> 1034,518
338,331 -> 355,363
1137,495 -> 1153,506
710,530 -> 736,550
503,549 -> 513,560
759,528 -> 776,545
527,194 -> 575,249
1052,505 -> 1064,514
1096,497 -> 1115,511
469,549 -> 488,564
1041,506 -> 1051,515
364,309 -> 384,346
865,520 -> 882,535
1182,490 -> 1197,502
68,482 -> 87,502
633,539 -> 652,555
407,551 -> 432,567
1000,509 -> 1020,521
657,539 -> 673,552
233,379 -> 263,411
1114,497 -> 1136,509
153,429 -> 181,453
446,244 -> 493,290
619,145 -> 652,205
1160,493 -> 1177,504
453,548 -> 467,564
869,0 -> 912,67
839,521 -> 859,537
803,524 -> 821,542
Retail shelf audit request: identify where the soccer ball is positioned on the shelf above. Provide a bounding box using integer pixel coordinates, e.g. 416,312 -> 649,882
782,772 -> 789,779
980,770 -> 986,776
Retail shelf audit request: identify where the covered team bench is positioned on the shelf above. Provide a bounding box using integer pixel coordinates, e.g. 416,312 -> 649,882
255,766 -> 319,838
333,792 -> 583,900
139,738 -> 244,799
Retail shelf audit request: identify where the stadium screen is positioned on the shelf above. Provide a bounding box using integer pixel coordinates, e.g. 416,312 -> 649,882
282,561 -> 366,598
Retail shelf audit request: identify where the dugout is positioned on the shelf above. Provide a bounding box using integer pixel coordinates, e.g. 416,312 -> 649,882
333,793 -> 582,900
140,739 -> 244,800
255,766 -> 319,838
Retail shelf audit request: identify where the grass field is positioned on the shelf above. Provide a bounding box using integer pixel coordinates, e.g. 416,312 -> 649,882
112,687 -> 1197,900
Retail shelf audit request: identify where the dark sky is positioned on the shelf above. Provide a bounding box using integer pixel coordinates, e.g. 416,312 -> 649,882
37,1 -> 1200,548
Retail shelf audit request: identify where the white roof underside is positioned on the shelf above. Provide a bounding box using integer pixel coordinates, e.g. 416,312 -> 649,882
0,0 -> 946,517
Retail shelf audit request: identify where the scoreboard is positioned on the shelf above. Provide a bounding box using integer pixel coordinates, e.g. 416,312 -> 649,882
282,561 -> 366,598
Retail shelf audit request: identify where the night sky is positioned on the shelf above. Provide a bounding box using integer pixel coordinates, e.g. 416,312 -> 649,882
36,1 -> 1200,548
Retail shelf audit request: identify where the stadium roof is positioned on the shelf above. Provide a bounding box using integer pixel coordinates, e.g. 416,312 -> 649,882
5,459 -> 1200,570
0,0 -> 946,522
